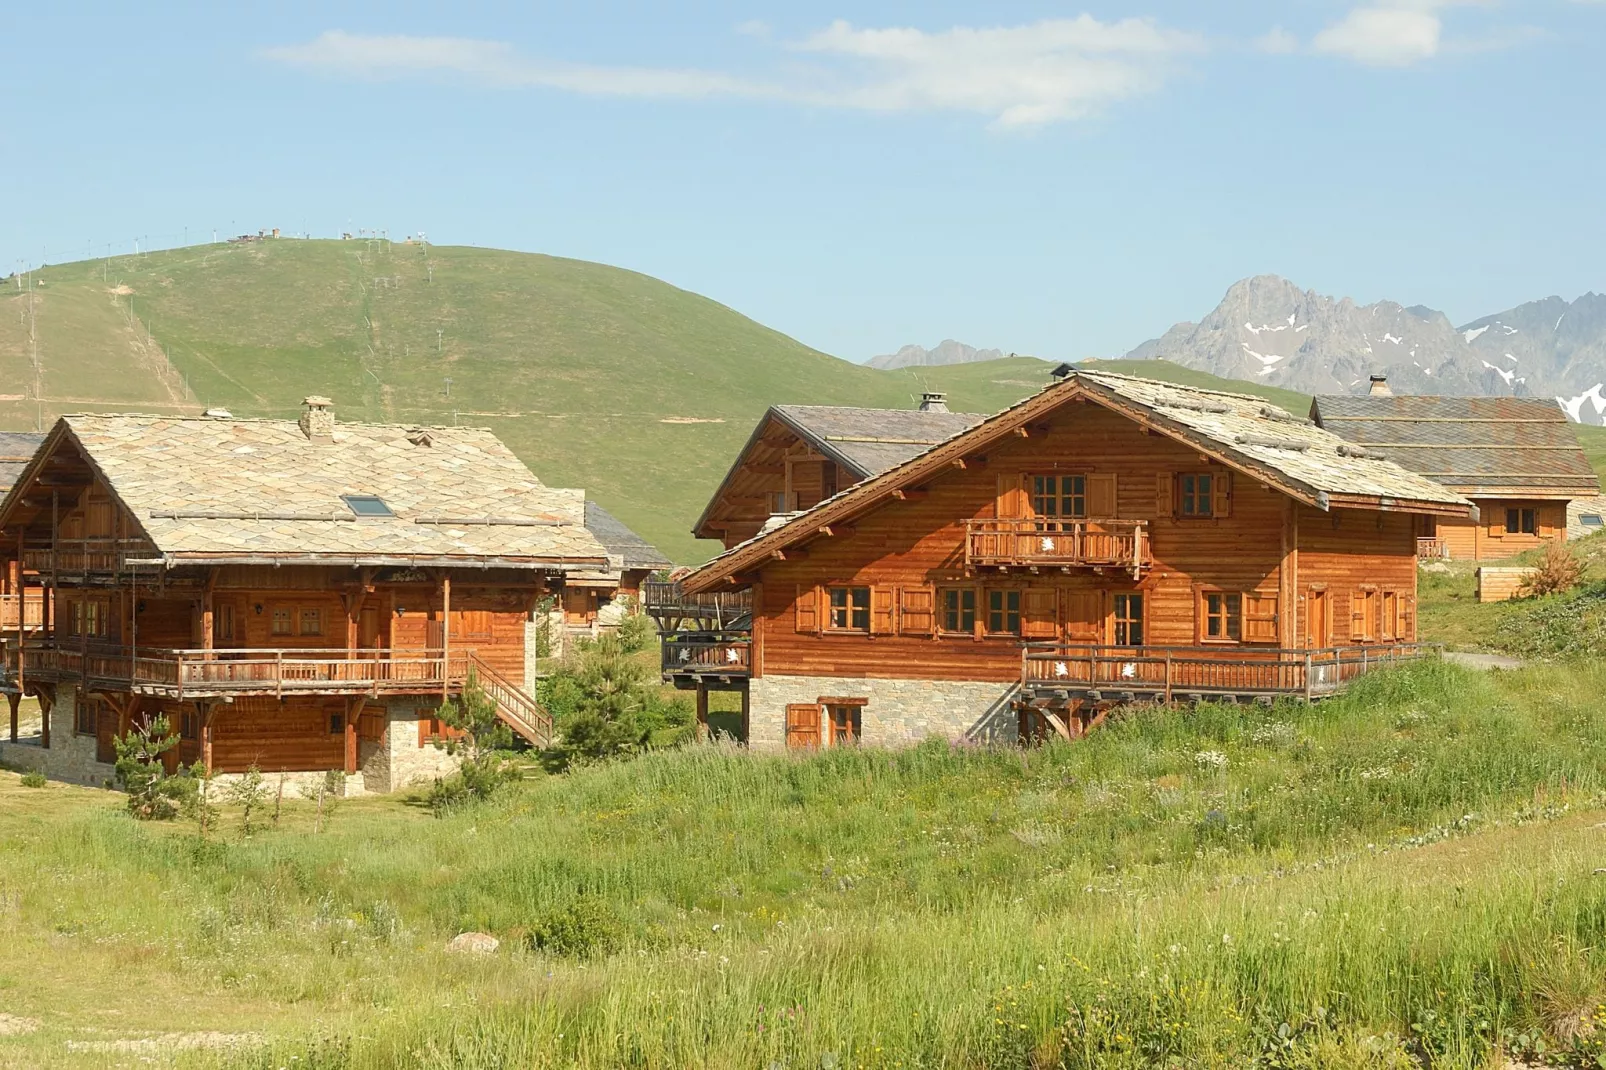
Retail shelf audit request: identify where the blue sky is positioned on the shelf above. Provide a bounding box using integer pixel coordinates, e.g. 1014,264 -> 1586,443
2,2 -> 1603,362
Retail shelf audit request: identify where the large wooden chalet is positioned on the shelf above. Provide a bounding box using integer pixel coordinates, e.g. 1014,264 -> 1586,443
654,370 -> 1470,749
0,398 -> 648,792
1311,378 -> 1600,561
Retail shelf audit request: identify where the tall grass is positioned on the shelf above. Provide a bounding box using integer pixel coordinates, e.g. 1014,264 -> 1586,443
4,659 -> 1606,1067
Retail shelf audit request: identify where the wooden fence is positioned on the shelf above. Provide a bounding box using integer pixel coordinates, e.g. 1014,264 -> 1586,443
1475,567 -> 1534,603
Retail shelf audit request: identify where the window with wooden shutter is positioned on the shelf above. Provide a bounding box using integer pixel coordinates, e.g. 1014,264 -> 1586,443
785,704 -> 822,749
996,473 -> 1028,519
898,586 -> 935,636
1087,474 -> 1117,518
794,585 -> 820,633
1021,588 -> 1058,638
1381,591 -> 1400,641
939,587 -> 977,635
1243,594 -> 1279,644
1063,589 -> 1103,642
1156,472 -> 1173,518
870,587 -> 896,634
1350,589 -> 1376,642
1201,591 -> 1242,641
1211,471 -> 1231,518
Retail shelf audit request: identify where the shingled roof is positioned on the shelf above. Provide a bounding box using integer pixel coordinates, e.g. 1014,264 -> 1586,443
0,432 -> 43,495
584,501 -> 671,571
1310,394 -> 1600,498
681,370 -> 1471,592
1,413 -> 613,568
770,405 -> 987,477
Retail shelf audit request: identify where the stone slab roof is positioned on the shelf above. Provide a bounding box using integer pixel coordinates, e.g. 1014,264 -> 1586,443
52,414 -> 612,567
771,405 -> 986,477
1310,394 -> 1600,497
0,432 -> 44,494
584,501 -> 671,571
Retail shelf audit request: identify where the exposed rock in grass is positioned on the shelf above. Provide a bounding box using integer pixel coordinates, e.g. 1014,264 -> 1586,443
446,931 -> 500,954
0,1014 -> 39,1036
65,1031 -> 260,1052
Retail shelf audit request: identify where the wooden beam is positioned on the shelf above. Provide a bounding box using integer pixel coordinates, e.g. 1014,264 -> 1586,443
7,691 -> 17,743
817,525 -> 855,538
345,697 -> 363,775
695,683 -> 709,741
771,549 -> 806,561
891,488 -> 928,502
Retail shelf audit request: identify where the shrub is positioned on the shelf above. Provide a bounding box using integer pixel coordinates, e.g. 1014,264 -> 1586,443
525,895 -> 625,958
426,675 -> 519,815
19,770 -> 45,789
226,765 -> 269,836
542,633 -> 692,766
1493,582 -> 1606,659
112,714 -> 198,820
614,599 -> 655,654
1521,540 -> 1584,597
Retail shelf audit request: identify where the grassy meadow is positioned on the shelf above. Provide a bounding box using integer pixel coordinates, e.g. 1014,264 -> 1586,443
5,658 -> 1606,1067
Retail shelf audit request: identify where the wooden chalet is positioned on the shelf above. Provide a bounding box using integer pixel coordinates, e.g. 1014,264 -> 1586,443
0,433 -> 45,637
561,501 -> 673,639
0,398 -> 625,792
656,370 -> 1469,749
1312,378 -> 1600,561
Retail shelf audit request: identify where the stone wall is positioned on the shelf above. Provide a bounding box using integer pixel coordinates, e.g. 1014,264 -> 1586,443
1568,495 -> 1606,540
0,685 -> 116,787
367,698 -> 461,793
747,674 -> 1019,753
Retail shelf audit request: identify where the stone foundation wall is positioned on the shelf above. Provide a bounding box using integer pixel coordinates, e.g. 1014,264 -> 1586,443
369,698 -> 461,793
747,675 -> 1019,753
0,685 -> 118,787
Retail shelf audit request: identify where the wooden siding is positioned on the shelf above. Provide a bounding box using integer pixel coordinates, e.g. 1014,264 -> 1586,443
699,418 -> 865,547
1435,499 -> 1567,561
751,404 -> 1413,683
1477,566 -> 1535,603
1294,506 -> 1418,645
208,695 -> 345,774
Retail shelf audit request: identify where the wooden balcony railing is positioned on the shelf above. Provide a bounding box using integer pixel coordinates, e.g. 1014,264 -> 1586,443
660,632 -> 752,679
1020,642 -> 1437,702
1416,537 -> 1450,560
643,581 -> 753,633
965,518 -> 1150,576
0,594 -> 45,631
2,642 -> 476,699
23,539 -> 163,577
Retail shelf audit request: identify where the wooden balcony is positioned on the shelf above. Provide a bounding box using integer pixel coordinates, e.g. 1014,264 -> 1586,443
0,593 -> 44,632
1416,537 -> 1450,560
965,518 -> 1150,576
1019,642 -> 1436,709
22,539 -> 163,580
660,632 -> 751,687
643,581 -> 752,633
3,642 -> 477,700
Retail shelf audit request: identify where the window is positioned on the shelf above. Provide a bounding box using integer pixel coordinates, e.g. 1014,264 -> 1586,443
1031,474 -> 1086,519
1583,514 -> 1604,530
987,589 -> 1022,635
826,704 -> 862,745
827,586 -> 870,631
215,603 -> 236,643
1505,507 -> 1537,535
769,491 -> 796,515
180,710 -> 200,741
329,712 -> 346,736
69,600 -> 106,638
940,588 -> 976,634
271,608 -> 294,636
1179,474 -> 1214,518
821,461 -> 839,499
300,609 -> 323,636
342,494 -> 395,518
1203,592 -> 1242,642
74,696 -> 97,737
1113,593 -> 1144,646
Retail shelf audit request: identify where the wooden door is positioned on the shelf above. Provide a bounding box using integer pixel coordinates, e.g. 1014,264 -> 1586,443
785,704 -> 821,750
358,606 -> 382,654
1063,590 -> 1103,643
1307,589 -> 1329,648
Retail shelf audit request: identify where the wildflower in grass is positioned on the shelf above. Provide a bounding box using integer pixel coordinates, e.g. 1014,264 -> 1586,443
1194,750 -> 1228,770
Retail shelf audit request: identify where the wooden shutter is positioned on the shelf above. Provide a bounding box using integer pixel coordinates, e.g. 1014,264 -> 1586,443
1402,593 -> 1416,641
1088,474 -> 1117,518
996,473 -> 1028,519
1488,507 -> 1505,539
870,587 -> 896,634
1350,590 -> 1374,641
1211,471 -> 1232,518
794,585 -> 820,634
1022,588 -> 1058,638
1381,591 -> 1399,641
1243,594 -> 1279,644
898,586 -> 935,636
1063,590 -> 1103,642
1155,472 -> 1173,518
785,704 -> 822,749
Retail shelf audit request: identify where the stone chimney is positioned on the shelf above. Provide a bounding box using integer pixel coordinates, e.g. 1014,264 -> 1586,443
1368,375 -> 1392,397
918,391 -> 950,413
299,396 -> 335,440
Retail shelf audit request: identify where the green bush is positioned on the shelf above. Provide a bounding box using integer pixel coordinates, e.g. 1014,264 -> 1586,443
539,633 -> 693,767
525,895 -> 625,959
425,675 -> 519,815
112,713 -> 199,820
18,770 -> 45,789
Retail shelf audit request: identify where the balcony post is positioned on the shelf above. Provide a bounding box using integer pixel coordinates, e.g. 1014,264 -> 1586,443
13,531 -> 23,723
440,574 -> 452,705
695,682 -> 709,740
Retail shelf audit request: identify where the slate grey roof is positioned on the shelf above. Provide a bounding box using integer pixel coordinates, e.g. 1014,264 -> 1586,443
771,405 -> 986,477
38,414 -> 612,567
584,501 -> 671,571
1310,394 -> 1600,497
0,432 -> 43,494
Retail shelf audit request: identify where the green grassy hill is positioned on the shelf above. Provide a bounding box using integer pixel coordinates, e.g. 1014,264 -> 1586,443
1,241 -> 1308,562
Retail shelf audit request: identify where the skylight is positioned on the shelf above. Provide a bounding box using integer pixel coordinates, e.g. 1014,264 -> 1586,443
342,494 -> 395,518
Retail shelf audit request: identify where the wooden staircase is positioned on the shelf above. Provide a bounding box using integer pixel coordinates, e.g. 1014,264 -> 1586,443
466,655 -> 554,749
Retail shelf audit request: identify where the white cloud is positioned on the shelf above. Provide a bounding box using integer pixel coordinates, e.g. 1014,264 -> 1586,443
1313,4 -> 1444,66
1253,27 -> 1302,54
264,17 -> 1206,129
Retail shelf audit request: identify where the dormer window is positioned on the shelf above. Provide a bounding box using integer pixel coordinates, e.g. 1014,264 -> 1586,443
342,494 -> 394,518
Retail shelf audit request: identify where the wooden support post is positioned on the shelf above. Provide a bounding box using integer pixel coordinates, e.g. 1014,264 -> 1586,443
740,685 -> 750,745
15,531 -> 24,728
440,573 -> 452,705
344,698 -> 361,776
200,701 -> 217,775
695,683 -> 709,740
38,688 -> 50,750
7,691 -> 18,743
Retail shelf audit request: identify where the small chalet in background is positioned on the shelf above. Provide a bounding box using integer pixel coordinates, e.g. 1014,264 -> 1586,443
1311,376 -> 1600,560
0,398 -> 663,792
653,370 -> 1469,750
0,432 -> 45,637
